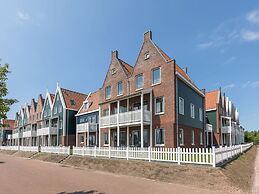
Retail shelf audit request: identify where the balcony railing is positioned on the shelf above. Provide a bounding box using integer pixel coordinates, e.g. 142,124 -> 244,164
77,123 -> 97,133
222,126 -> 231,133
23,130 -> 37,138
12,132 -> 22,139
100,110 -> 151,128
37,126 -> 57,136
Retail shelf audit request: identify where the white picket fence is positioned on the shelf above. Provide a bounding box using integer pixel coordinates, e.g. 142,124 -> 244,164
73,143 -> 253,167
19,146 -> 39,152
40,146 -> 70,155
0,146 -> 19,151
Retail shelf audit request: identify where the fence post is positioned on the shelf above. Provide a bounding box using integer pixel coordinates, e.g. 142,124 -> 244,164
212,146 -> 216,168
240,145 -> 243,153
109,146 -> 111,158
126,146 -> 129,160
94,145 -> 97,157
148,146 -> 151,162
177,147 -> 181,165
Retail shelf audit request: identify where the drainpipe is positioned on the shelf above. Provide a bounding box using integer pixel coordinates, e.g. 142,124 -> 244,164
175,60 -> 179,147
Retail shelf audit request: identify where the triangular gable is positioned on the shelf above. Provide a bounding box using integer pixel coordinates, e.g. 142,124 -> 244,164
53,86 -> 66,110
101,51 -> 132,88
30,99 -> 37,114
41,92 -> 54,118
36,94 -> 45,113
205,90 -> 220,110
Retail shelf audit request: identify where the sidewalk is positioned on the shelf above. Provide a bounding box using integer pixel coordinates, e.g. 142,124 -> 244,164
253,146 -> 259,194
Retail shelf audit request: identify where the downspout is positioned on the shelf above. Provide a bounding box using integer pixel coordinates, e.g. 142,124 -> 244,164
175,60 -> 179,147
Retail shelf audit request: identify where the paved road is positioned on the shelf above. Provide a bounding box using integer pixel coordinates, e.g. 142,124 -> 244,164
0,153 -> 220,194
253,146 -> 259,194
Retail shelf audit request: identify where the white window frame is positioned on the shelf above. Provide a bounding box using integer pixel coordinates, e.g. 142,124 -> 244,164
191,130 -> 195,145
152,67 -> 161,86
105,86 -> 111,99
155,128 -> 165,146
54,107 -> 57,114
190,103 -> 195,119
199,108 -> 203,122
200,131 -> 203,145
179,97 -> 184,115
155,96 -> 165,115
135,74 -> 144,90
117,81 -> 123,96
179,128 -> 184,146
144,51 -> 150,60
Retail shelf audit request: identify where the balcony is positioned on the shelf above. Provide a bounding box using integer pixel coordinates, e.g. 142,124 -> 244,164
23,130 -> 37,138
77,123 -> 97,133
37,127 -> 57,136
12,132 -> 22,139
100,110 -> 151,128
222,126 -> 231,133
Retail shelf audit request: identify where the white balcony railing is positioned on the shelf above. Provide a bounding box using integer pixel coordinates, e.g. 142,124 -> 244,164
222,126 -> 231,133
100,110 -> 151,128
206,124 -> 213,132
23,130 -> 37,138
12,132 -> 22,139
77,123 -> 97,133
37,127 -> 57,136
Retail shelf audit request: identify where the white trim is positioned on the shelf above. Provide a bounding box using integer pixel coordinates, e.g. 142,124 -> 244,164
117,81 -> 123,96
179,128 -> 184,146
154,96 -> 165,115
105,85 -> 111,100
190,103 -> 195,119
199,108 -> 203,122
206,108 -> 216,112
135,73 -> 144,90
179,97 -> 184,115
191,129 -> 195,145
176,72 -> 205,97
155,128 -> 165,146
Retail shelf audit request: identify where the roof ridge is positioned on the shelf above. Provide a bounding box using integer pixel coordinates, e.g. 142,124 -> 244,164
60,87 -> 88,96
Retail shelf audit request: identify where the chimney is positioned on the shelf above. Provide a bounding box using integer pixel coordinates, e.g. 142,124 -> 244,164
182,67 -> 188,74
111,50 -> 118,60
144,31 -> 152,42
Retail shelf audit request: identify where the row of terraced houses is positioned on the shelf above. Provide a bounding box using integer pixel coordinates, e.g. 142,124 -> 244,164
0,31 -> 245,149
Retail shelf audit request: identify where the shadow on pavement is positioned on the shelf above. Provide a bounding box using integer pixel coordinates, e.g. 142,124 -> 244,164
57,190 -> 105,194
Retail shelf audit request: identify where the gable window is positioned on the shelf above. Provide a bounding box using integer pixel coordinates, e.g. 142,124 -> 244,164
200,130 -> 203,145
58,105 -> 62,113
70,100 -> 76,106
59,119 -> 63,129
190,103 -> 195,119
155,96 -> 164,114
105,86 -> 111,99
179,97 -> 184,115
54,107 -> 57,114
192,130 -> 195,145
135,74 -> 143,90
155,128 -> 165,145
111,68 -> 116,75
104,133 -> 109,145
179,128 -> 184,145
152,67 -> 161,85
199,108 -> 203,122
117,81 -> 123,96
144,52 -> 150,60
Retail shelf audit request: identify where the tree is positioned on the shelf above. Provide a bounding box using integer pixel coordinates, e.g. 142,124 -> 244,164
0,63 -> 17,123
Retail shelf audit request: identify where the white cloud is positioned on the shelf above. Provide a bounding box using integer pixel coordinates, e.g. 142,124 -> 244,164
241,31 -> 259,41
17,10 -> 30,22
242,80 -> 259,88
246,10 -> 259,25
251,80 -> 259,88
223,83 -> 235,90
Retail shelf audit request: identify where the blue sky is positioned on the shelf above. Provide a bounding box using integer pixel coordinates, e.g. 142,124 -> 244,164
0,1 -> 259,130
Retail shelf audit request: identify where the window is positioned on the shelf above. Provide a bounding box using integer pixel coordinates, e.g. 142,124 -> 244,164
79,118 -> 84,123
58,105 -> 62,113
103,109 -> 109,116
48,109 -> 51,116
190,103 -> 195,119
179,97 -> 184,115
192,130 -> 195,145
105,86 -> 111,99
104,133 -> 109,145
144,51 -> 150,60
155,128 -> 165,145
179,128 -> 184,145
199,108 -> 203,122
59,119 -> 63,129
80,136 -> 84,143
56,95 -> 59,101
54,107 -> 57,114
200,131 -> 203,145
70,100 -> 76,106
111,68 -> 116,75
117,81 -> 123,96
155,96 -> 164,114
135,74 -> 143,90
152,67 -> 161,85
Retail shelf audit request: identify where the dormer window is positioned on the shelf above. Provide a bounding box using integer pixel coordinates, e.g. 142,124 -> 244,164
70,100 -> 76,106
144,52 -> 150,60
111,68 -> 116,75
84,101 -> 92,110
